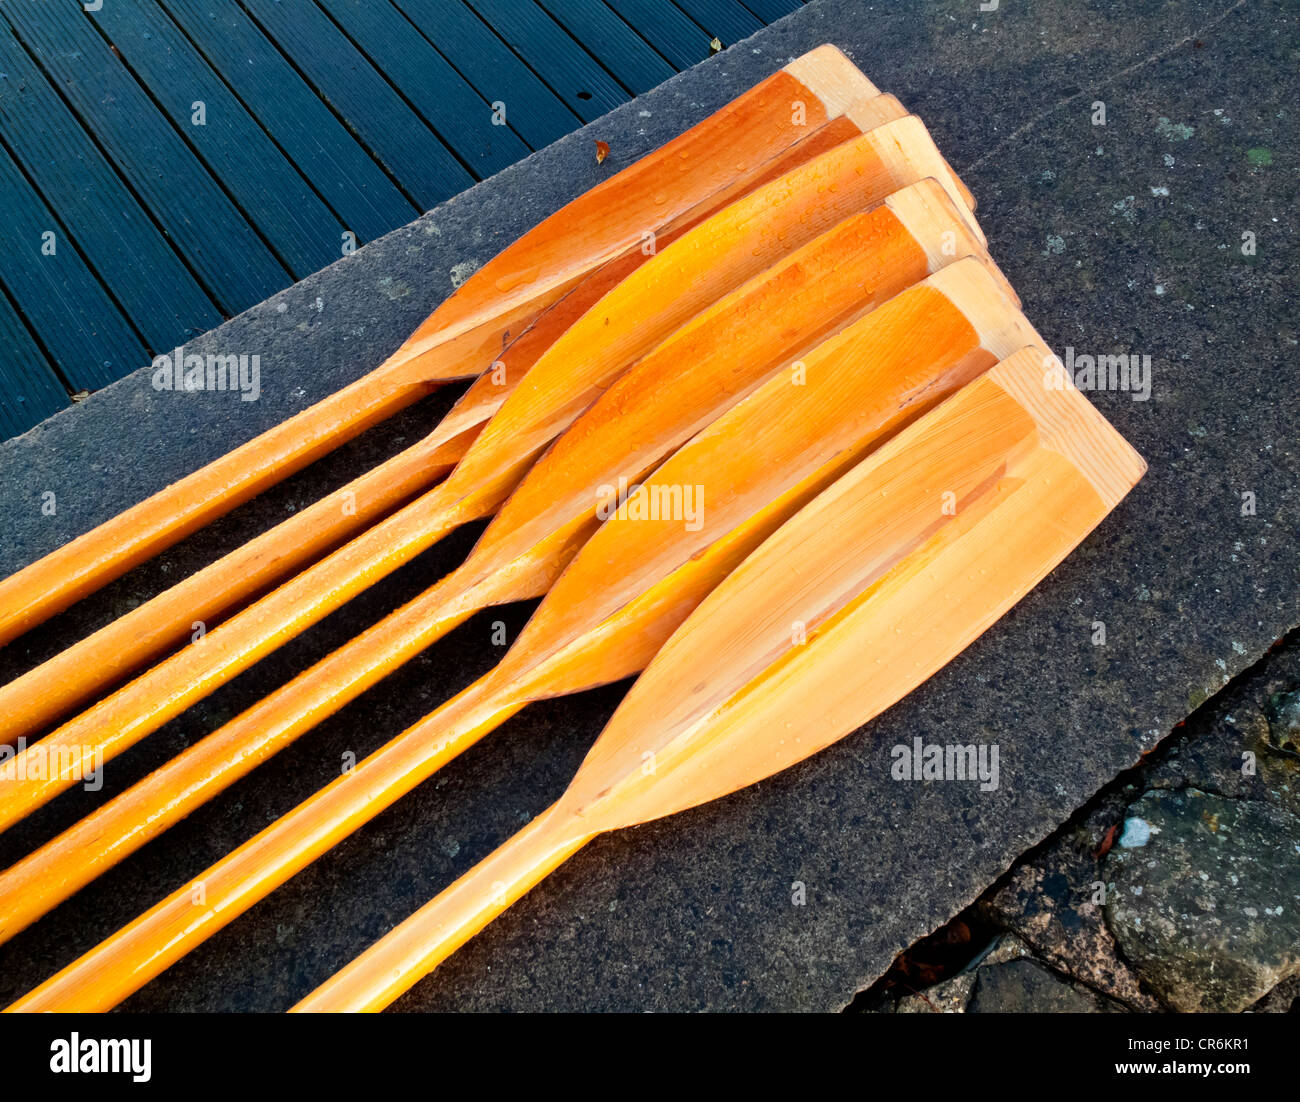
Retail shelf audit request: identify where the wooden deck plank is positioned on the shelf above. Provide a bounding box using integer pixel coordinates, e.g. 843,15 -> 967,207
604,0 -> 715,70
92,0 -> 347,278
535,0 -> 676,94
670,0 -> 763,46
0,141 -> 150,393
0,0 -> 289,316
465,0 -> 629,121
391,0 -> 581,150
161,0 -> 418,247
315,0 -> 531,178
0,19 -> 223,354
0,289 -> 71,439
238,0 -> 475,210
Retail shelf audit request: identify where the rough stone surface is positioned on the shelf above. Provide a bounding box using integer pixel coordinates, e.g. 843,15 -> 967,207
1247,971 -> 1300,1013
968,957 -> 1124,1013
877,632 -> 1300,1014
880,933 -> 1126,1012
0,0 -> 1297,1011
1105,787 -> 1300,1012
1138,628 -> 1300,829
1265,689 -> 1300,754
895,972 -> 976,1013
982,791 -> 1165,1011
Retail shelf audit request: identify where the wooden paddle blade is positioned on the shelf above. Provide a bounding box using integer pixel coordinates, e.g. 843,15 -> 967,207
413,91 -> 912,441
458,177 -> 992,586
563,347 -> 1146,832
388,45 -> 881,375
287,351 -> 1146,1015
415,86 -> 939,444
496,254 -> 1035,699
441,112 -> 987,507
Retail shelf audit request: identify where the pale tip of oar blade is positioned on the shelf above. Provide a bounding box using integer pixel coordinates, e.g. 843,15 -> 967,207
991,347 -> 1148,510
845,105 -> 977,217
784,44 -> 881,112
843,92 -> 908,134
922,256 -> 1042,358
883,179 -> 1014,301
564,343 -> 1145,832
867,116 -> 987,247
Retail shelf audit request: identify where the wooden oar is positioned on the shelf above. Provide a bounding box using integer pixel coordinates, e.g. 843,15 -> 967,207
0,93 -> 920,745
0,114 -> 979,832
0,179 -> 1006,942
4,257 -> 1042,1010
0,45 -> 883,650
291,346 -> 1147,1012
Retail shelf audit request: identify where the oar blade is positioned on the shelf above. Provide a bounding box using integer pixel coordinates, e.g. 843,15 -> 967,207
468,176 -> 995,587
391,46 -> 883,371
446,111 -> 984,502
501,255 -> 1030,696
563,347 -> 1145,830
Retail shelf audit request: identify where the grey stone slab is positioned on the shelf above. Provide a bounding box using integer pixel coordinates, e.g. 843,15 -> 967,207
967,957 -> 1125,1013
0,0 -> 1296,1011
981,792 -> 1166,1012
1106,788 -> 1300,1012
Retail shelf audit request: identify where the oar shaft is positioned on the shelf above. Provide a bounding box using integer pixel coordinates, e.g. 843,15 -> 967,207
0,358 -> 434,649
5,676 -> 525,1012
0,427 -> 475,744
0,477 -> 491,833
294,803 -> 591,1012
0,567 -> 491,944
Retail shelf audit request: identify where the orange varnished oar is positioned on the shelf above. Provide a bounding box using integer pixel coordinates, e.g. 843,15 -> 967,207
291,346 -> 1146,1012
0,45 -> 885,651
0,91 -> 921,744
0,179 -> 1006,941
4,257 -> 1045,1009
0,114 -> 981,831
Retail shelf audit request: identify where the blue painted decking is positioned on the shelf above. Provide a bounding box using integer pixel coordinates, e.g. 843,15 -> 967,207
0,0 -> 803,440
